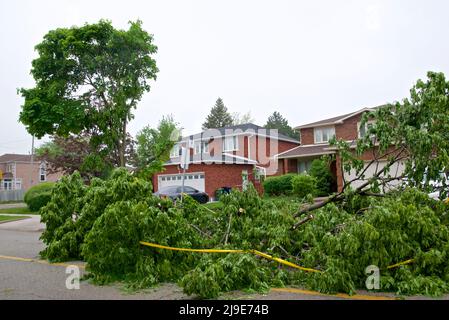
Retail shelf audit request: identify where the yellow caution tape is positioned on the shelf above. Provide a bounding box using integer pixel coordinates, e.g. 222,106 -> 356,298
139,241 -> 321,273
387,259 -> 415,269
140,242 -> 418,273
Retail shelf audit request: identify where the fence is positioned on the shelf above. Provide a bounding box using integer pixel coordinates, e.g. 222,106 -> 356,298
0,189 -> 25,202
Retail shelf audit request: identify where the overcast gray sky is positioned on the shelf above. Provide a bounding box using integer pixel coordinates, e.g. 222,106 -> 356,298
1,0 -> 449,154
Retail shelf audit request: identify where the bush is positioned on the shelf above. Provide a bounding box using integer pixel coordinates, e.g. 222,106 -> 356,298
291,174 -> 317,198
24,182 -> 55,211
263,174 -> 296,196
309,158 -> 334,196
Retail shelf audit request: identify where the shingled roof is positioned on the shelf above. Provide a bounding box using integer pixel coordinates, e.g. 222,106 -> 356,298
275,144 -> 336,159
185,123 -> 300,144
294,106 -> 383,130
0,153 -> 33,163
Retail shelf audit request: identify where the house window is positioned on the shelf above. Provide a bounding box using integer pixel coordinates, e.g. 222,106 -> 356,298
298,161 -> 312,173
39,163 -> 47,182
6,163 -> 14,173
2,179 -> 12,190
223,136 -> 238,152
15,179 -> 22,190
170,144 -> 181,158
194,141 -> 209,154
358,121 -> 375,138
314,127 -> 335,144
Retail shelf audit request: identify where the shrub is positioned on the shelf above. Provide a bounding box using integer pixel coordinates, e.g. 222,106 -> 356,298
291,174 -> 317,198
24,182 -> 55,211
309,158 -> 335,196
263,174 -> 296,196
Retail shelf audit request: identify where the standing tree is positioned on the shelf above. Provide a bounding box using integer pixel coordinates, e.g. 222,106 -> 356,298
134,115 -> 180,177
232,111 -> 255,125
19,20 -> 158,168
35,133 -> 136,180
264,111 -> 297,139
202,98 -> 234,129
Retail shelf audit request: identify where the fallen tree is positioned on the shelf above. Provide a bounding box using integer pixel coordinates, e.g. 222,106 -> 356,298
40,170 -> 449,298
293,71 -> 449,226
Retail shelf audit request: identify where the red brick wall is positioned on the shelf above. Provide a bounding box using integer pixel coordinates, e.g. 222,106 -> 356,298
153,163 -> 260,199
335,114 -> 362,141
299,128 -> 314,145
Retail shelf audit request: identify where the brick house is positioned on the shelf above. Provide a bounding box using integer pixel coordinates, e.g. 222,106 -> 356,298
152,123 -> 300,200
0,154 -> 62,192
277,107 -> 405,192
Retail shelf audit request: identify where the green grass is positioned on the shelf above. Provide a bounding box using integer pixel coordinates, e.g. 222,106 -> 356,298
0,215 -> 29,223
203,201 -> 224,211
0,207 -> 38,215
0,200 -> 24,204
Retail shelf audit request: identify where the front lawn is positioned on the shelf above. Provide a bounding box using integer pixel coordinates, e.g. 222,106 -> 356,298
0,207 -> 38,215
0,215 -> 30,223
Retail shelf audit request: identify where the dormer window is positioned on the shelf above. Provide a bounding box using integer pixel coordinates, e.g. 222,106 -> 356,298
314,127 -> 335,144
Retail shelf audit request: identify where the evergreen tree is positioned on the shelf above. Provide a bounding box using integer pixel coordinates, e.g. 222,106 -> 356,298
202,98 -> 234,129
264,111 -> 298,139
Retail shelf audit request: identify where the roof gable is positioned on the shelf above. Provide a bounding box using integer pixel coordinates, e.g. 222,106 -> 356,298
294,106 -> 383,130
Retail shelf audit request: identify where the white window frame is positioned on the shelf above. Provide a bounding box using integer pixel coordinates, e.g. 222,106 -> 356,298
39,163 -> 47,182
15,178 -> 22,190
222,136 -> 238,152
194,141 -> 209,154
2,179 -> 13,190
358,120 -> 376,139
170,144 -> 181,158
314,127 -> 335,144
6,163 -> 14,173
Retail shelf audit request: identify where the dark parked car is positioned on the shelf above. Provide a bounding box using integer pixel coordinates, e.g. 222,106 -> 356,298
153,186 -> 209,204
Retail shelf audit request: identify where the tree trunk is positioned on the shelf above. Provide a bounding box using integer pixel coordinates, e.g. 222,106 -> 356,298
120,118 -> 127,167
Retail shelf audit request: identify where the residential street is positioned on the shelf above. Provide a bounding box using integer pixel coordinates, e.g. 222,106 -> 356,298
0,206 -> 447,300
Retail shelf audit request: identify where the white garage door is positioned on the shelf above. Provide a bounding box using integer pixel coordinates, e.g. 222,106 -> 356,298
344,160 -> 405,191
158,172 -> 205,192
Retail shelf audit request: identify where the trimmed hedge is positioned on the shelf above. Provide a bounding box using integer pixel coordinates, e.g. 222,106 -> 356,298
291,174 -> 317,198
309,158 -> 334,196
263,174 -> 297,196
24,182 -> 55,211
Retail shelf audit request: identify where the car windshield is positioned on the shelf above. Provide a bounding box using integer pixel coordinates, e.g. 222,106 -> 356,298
157,186 -> 179,194
180,186 -> 197,193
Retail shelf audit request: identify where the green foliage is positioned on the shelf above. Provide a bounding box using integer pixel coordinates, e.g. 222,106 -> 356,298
40,169 -> 449,298
264,111 -> 298,140
135,115 -> 179,177
291,174 -> 317,198
263,174 -> 296,196
39,168 -> 152,261
333,71 -> 449,198
309,157 -> 335,196
202,98 -> 233,129
24,182 -> 55,211
19,20 -> 158,167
